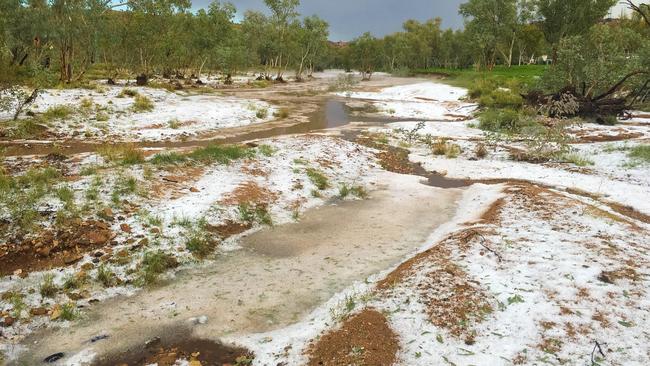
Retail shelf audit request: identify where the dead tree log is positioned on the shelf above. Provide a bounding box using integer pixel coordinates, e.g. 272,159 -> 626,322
525,71 -> 650,123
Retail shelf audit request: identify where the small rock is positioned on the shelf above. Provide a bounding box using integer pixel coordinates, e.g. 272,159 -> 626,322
120,223 -> 132,233
150,227 -> 160,234
30,307 -> 48,316
190,187 -> 200,193
188,315 -> 208,325
89,334 -> 109,343
64,254 -> 83,265
81,263 -> 94,271
2,316 -> 15,327
37,246 -> 51,257
50,305 -> 62,320
44,353 -> 65,363
145,336 -> 161,349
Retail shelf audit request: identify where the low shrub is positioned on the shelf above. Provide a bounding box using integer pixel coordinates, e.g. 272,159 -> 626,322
306,168 -> 329,190
479,88 -> 524,109
188,144 -> 254,164
255,107 -> 269,119
43,105 -> 74,121
185,230 -> 217,258
561,152 -> 595,166
138,251 -> 178,285
273,108 -> 290,119
479,108 -> 537,133
131,95 -> 154,112
628,145 -> 650,164
118,88 -> 139,98
150,151 -> 187,165
39,274 -> 58,298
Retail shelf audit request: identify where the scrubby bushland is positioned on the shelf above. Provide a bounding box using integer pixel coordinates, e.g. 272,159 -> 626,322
529,24 -> 650,122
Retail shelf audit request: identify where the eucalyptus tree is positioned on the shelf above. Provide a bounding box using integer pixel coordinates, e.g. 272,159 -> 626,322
382,32 -> 409,71
350,32 -> 382,80
0,0 -> 50,69
402,18 -> 442,69
123,0 -> 191,75
459,0 -> 518,69
264,0 -> 300,79
241,10 -> 274,78
535,0 -> 617,61
294,15 -> 329,80
192,1 -> 237,79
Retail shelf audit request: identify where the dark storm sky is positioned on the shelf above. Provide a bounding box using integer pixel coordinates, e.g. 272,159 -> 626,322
190,0 -> 467,41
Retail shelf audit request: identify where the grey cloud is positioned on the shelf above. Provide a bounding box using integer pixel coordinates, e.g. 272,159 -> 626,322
190,0 -> 466,40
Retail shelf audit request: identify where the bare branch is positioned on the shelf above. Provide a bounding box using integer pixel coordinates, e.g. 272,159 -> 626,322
624,0 -> 650,26
593,70 -> 650,101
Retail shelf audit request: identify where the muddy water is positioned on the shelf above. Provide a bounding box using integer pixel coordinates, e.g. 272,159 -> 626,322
16,172 -> 462,365
0,99 -> 355,157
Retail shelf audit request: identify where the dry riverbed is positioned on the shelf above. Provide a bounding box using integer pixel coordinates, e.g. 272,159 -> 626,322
1,72 -> 649,366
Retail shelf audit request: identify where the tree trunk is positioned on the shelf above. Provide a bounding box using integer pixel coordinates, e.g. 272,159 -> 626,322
13,89 -> 39,121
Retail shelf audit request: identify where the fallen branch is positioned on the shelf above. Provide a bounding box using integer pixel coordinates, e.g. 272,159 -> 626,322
466,230 -> 503,263
590,340 -> 607,365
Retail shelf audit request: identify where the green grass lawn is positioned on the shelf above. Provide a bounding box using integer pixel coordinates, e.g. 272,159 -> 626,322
413,65 -> 548,90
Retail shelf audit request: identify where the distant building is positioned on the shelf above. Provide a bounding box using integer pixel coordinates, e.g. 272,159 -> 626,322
608,1 -> 650,18
329,41 -> 349,48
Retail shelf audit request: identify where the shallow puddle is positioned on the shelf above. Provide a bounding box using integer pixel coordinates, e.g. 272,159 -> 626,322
15,172 -> 462,365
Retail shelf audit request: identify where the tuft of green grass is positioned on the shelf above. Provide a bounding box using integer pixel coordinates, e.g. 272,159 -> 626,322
9,293 -> 26,318
431,139 -> 462,158
115,174 -> 138,195
445,143 -> 461,158
121,147 -> 145,165
56,185 -> 75,205
5,117 -> 48,138
479,108 -> 527,133
79,98 -> 94,111
43,105 -> 74,121
62,273 -> 85,291
150,151 -> 187,165
185,230 -> 217,259
478,88 -> 524,109
131,94 -> 154,112
628,145 -> 650,164
0,167 -> 61,231
58,303 -> 79,321
258,145 -> 277,157
306,168 -> 329,190
167,119 -> 181,129
561,152 -> 595,167
237,203 -> 273,226
255,107 -> 269,119
138,251 -> 178,285
188,144 -> 254,164
339,184 -> 368,199
95,111 -> 110,122
39,274 -> 59,298
273,108 -> 290,119
96,264 -> 117,287
97,145 -> 144,165
118,88 -> 139,98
